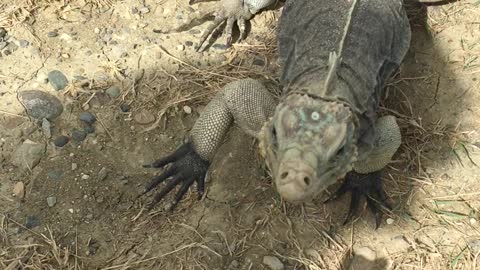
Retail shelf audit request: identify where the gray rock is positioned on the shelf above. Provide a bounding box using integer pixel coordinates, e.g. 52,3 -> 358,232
84,125 -> 95,134
18,90 -> 64,120
106,85 -> 121,98
134,109 -> 155,124
79,112 -> 96,124
71,128 -> 87,142
53,135 -> 69,147
47,31 -> 58,37
48,70 -> 69,91
11,139 -> 46,170
6,42 -> 18,53
48,170 -> 63,181
47,196 -> 57,207
42,118 -> 52,138
213,44 -> 227,50
0,27 -> 6,39
98,167 -> 108,181
120,104 -> 130,112
25,216 -> 40,229
19,40 -> 29,48
0,41 -> 7,50
185,41 -> 193,47
262,256 -> 284,270
468,239 -> 480,254
3,49 -> 11,56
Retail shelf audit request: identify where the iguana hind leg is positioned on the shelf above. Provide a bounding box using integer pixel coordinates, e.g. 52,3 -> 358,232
325,171 -> 392,230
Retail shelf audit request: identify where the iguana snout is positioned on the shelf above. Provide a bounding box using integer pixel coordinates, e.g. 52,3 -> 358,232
259,94 -> 359,202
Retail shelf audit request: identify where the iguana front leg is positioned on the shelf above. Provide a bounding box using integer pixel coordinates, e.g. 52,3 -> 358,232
140,79 -> 277,211
326,115 -> 401,229
193,0 -> 276,51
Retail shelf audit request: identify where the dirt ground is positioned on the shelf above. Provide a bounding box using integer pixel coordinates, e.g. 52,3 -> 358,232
1,0 -> 480,269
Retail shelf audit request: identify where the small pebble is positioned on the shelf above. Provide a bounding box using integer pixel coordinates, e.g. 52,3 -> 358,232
0,27 -> 6,38
47,196 -> 57,207
253,58 -> 265,66
25,216 -> 40,229
72,163 -> 78,171
183,105 -> 192,114
470,218 -> 477,225
94,28 -> 100,34
48,70 -> 69,91
262,256 -> 284,270
139,7 -> 150,14
212,44 -> 227,50
81,174 -> 90,180
3,49 -> 11,56
42,118 -> 52,138
6,42 -> 18,52
48,170 -> 63,181
72,128 -> 87,142
134,109 -> 155,125
120,104 -> 130,112
84,125 -> 95,134
47,31 -> 58,37
79,112 -> 96,124
96,196 -> 104,203
53,135 -> 69,147
13,182 -> 25,199
177,44 -> 185,51
106,85 -> 121,98
98,167 -> 108,181
19,40 -> 29,48
386,218 -> 394,225
68,208 -> 74,214
185,41 -> 193,47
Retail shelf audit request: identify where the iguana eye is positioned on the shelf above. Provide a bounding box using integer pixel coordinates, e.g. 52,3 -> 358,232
311,111 -> 320,121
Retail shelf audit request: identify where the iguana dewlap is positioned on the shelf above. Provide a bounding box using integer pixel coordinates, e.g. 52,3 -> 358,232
141,0 -> 416,226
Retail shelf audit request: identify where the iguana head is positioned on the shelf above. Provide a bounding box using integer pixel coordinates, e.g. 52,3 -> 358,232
259,94 -> 358,203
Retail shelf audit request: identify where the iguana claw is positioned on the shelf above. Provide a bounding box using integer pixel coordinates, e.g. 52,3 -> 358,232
325,171 -> 392,229
139,142 -> 209,212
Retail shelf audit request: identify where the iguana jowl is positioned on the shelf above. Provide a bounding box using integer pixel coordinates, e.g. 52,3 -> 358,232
140,0 -> 414,228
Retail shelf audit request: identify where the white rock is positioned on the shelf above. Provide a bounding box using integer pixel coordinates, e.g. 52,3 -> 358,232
262,256 -> 284,270
183,105 -> 192,114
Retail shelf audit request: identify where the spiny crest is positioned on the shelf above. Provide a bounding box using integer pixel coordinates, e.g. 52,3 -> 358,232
323,0 -> 359,94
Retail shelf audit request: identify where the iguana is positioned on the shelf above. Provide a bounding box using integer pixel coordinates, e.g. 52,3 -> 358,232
140,0 -> 445,228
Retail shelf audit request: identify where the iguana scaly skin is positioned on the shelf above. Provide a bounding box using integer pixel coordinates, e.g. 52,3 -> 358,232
140,0 -> 439,228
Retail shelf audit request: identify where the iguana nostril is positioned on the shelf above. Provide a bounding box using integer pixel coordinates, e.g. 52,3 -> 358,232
281,171 -> 289,179
303,177 -> 311,185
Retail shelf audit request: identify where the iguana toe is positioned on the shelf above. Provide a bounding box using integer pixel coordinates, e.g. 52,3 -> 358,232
325,171 -> 392,229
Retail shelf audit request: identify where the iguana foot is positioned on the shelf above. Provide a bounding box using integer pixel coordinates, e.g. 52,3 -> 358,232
325,171 -> 392,229
138,142 -> 209,212
192,0 -> 274,52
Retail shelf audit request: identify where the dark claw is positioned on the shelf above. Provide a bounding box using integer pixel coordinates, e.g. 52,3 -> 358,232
325,170 -> 392,229
140,142 -> 210,212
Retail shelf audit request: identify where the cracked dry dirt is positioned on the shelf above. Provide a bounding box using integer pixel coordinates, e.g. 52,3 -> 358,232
1,0 -> 480,269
